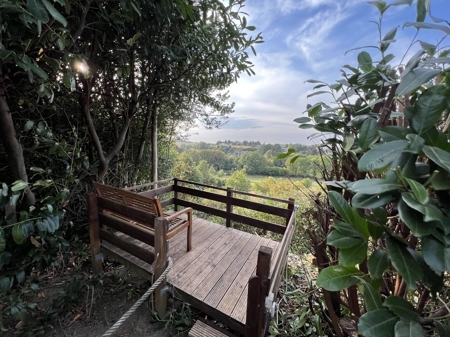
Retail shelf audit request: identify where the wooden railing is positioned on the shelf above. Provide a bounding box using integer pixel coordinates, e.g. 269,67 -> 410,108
127,178 -> 295,235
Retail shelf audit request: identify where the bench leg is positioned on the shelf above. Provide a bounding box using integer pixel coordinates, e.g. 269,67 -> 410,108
187,223 -> 192,251
87,193 -> 103,275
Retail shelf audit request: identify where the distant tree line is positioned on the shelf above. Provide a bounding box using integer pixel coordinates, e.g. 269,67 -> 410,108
172,141 -> 329,184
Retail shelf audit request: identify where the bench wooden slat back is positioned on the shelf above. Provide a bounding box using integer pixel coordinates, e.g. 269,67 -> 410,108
94,182 -> 164,217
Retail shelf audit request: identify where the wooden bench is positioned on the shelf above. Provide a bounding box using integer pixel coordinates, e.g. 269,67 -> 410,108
87,183 -> 193,318
93,182 -> 193,251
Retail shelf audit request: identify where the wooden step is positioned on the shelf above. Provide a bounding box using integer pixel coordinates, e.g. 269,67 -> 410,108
189,319 -> 236,337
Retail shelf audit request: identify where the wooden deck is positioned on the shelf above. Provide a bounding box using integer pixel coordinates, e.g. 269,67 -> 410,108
102,217 -> 281,334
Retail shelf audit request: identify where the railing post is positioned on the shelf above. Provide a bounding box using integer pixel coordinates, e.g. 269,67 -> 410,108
226,187 -> 233,228
245,246 -> 272,337
286,198 -> 295,226
87,193 -> 103,275
173,178 -> 179,212
154,217 -> 169,319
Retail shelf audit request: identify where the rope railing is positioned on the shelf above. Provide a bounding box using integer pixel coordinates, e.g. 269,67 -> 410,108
101,257 -> 173,337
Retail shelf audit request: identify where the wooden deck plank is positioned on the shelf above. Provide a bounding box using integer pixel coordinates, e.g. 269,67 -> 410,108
179,227 -> 243,293
176,230 -> 247,295
169,219 -> 220,263
203,234 -> 261,309
99,214 -> 288,331
229,238 -> 277,324
189,320 -> 236,337
168,222 -> 229,278
169,218 -> 208,254
190,232 -> 254,301
216,236 -> 268,316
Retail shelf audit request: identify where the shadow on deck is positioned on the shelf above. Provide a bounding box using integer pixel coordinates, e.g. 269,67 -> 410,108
90,179 -> 297,336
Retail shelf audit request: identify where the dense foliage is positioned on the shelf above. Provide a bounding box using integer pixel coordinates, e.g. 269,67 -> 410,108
286,1 -> 450,336
0,0 -> 262,330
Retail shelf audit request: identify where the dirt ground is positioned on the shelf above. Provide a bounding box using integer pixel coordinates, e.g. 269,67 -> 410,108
3,259 -> 192,337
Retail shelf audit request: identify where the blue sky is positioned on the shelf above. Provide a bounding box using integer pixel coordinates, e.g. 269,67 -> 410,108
189,0 -> 448,145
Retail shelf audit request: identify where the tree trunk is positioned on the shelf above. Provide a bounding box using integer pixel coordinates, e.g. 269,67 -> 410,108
80,79 -> 132,182
0,88 -> 35,208
151,105 -> 158,188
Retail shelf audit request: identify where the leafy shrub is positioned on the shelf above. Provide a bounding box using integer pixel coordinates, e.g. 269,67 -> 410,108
287,1 -> 450,336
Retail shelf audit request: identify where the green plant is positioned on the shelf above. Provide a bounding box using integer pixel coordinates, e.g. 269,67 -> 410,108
286,1 -> 450,336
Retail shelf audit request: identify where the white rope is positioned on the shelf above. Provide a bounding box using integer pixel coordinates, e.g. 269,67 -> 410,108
101,257 -> 173,337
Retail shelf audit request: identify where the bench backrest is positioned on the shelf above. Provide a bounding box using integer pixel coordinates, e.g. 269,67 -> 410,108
93,182 -> 164,217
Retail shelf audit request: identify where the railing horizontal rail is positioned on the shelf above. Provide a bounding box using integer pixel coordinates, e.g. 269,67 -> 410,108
176,199 -> 286,234
176,179 -> 294,205
160,198 -> 174,208
125,178 -> 173,191
139,185 -> 174,198
100,229 -> 155,265
270,209 -> 296,295
175,185 -> 291,218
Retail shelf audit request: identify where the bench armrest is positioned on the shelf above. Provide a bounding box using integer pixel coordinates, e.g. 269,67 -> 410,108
166,207 -> 193,221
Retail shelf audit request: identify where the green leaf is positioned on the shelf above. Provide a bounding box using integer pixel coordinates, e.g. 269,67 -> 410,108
416,0 -> 426,22
359,279 -> 383,311
327,230 -> 363,249
410,86 -> 445,134
405,134 -> 425,154
383,296 -> 420,322
408,248 -> 443,297
0,252 -> 12,270
422,235 -> 450,273
398,200 -> 435,236
368,248 -> 390,279
351,179 -> 402,195
386,236 -> 423,290
27,0 -> 49,22
11,180 -> 29,192
358,309 -> 398,337
379,126 -> 411,141
306,90 -> 330,98
24,120 -> 34,132
435,322 -> 450,337
368,1 -> 390,15
405,178 -> 428,204
0,229 -> 5,252
423,145 -> 450,173
328,191 -> 369,238
395,320 -> 425,337
21,221 -> 35,239
293,117 -> 311,123
431,170 -> 450,191
30,63 -> 48,80
41,0 -> 67,26
12,224 -> 24,244
316,265 -> 364,291
396,68 -> 441,96
419,41 -> 436,55
358,140 -> 408,172
402,192 -> 442,222
339,240 -> 368,266
63,72 -> 75,92
358,51 -> 374,73
352,192 -> 393,209
343,133 -> 355,151
0,50 -> 14,60
359,118 -> 379,149
404,22 -> 450,36
381,27 -> 397,52
392,0 -> 413,6
0,276 -> 13,292
15,270 -> 26,284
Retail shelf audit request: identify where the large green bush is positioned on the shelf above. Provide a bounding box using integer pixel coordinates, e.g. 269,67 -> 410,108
289,1 -> 450,336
